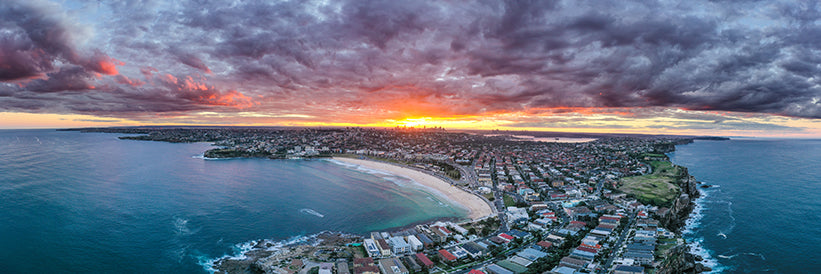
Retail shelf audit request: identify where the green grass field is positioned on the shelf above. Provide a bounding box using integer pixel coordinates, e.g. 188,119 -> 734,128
503,194 -> 516,207
618,161 -> 682,206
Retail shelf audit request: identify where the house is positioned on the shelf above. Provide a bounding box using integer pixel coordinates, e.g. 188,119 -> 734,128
400,256 -> 421,272
449,222 -> 469,234
545,234 -> 565,245
450,246 -> 470,259
496,260 -> 528,273
461,242 -> 486,258
508,255 -> 534,267
517,248 -> 547,261
498,233 -> 514,242
353,258 -> 379,274
559,256 -> 588,269
415,252 -> 434,269
536,241 -> 553,250
564,206 -> 595,219
489,236 -> 508,245
378,258 -> 409,274
613,265 -> 645,274
438,249 -> 457,262
551,266 -> 578,274
485,264 -> 514,274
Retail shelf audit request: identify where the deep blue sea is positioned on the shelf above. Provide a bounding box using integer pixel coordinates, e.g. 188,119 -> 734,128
669,139 -> 821,273
0,130 -> 466,273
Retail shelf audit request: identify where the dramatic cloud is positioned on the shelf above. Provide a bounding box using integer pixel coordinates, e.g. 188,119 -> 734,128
1,0 -> 821,130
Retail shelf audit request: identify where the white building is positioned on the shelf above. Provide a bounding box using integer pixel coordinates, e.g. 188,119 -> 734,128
407,235 -> 423,251
363,239 -> 381,257
506,207 -> 529,226
389,236 -> 410,255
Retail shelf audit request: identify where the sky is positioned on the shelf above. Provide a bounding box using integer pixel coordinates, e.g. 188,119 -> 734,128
1,0 -> 821,137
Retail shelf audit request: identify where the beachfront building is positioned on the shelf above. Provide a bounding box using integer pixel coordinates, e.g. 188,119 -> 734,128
377,239 -> 392,257
407,235 -> 423,251
363,239 -> 380,257
389,236 -> 411,255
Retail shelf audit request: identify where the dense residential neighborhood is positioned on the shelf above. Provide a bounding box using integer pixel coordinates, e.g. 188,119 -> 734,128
74,127 -> 713,273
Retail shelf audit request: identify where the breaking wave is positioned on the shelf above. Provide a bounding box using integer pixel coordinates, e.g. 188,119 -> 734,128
300,208 -> 325,218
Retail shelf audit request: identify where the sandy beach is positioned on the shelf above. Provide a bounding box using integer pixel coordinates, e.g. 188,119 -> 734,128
333,157 -> 494,221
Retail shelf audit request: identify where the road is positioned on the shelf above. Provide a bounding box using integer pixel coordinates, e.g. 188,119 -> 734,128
600,212 -> 637,272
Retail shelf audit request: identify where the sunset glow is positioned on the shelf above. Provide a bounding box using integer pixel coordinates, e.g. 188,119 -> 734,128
1,0 -> 820,137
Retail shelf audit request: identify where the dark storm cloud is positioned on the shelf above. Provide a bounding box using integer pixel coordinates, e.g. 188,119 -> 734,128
1,0 -> 820,121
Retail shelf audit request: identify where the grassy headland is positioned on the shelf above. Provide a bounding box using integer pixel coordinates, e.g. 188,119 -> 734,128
618,161 -> 683,206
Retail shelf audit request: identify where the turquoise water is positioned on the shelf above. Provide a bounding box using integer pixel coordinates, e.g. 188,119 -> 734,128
0,130 -> 466,273
669,139 -> 821,273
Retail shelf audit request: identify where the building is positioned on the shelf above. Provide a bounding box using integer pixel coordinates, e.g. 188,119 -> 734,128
407,235 -> 424,251
415,252 -> 434,269
401,256 -> 422,272
536,241 -> 553,250
613,265 -> 645,274
377,239 -> 392,257
506,207 -> 529,226
336,261 -> 350,274
389,236 -> 411,255
319,263 -> 333,274
363,239 -> 380,257
439,249 -> 457,262
378,258 -> 409,274
485,264 -> 514,274
353,258 -> 379,274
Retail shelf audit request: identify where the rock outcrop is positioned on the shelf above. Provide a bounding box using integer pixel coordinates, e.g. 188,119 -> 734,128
656,244 -> 712,274
660,167 -> 700,233
656,147 -> 707,273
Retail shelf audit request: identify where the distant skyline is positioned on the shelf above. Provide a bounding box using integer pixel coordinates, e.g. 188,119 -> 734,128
1,0 -> 820,137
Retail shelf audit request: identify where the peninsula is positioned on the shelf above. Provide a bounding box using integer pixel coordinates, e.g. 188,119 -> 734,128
69,126 -> 721,273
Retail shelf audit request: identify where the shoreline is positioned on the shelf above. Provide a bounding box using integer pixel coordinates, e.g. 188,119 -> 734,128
662,141 -> 719,273
331,157 -> 494,221
683,187 -> 723,273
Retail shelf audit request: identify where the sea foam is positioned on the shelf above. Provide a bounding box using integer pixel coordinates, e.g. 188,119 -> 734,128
300,208 -> 325,218
201,232 -> 334,273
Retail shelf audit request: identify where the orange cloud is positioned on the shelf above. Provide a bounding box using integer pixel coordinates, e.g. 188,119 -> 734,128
194,90 -> 254,108
85,52 -> 124,75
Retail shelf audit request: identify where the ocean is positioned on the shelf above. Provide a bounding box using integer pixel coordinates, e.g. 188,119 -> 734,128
669,138 -> 821,273
0,130 -> 467,273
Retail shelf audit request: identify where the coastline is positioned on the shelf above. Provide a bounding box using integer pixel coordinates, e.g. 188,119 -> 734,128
683,187 -> 723,273
331,157 -> 494,221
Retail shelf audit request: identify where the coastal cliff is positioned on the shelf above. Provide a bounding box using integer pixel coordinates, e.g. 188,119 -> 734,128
657,244 -> 711,274
660,167 -> 700,232
657,149 -> 710,273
